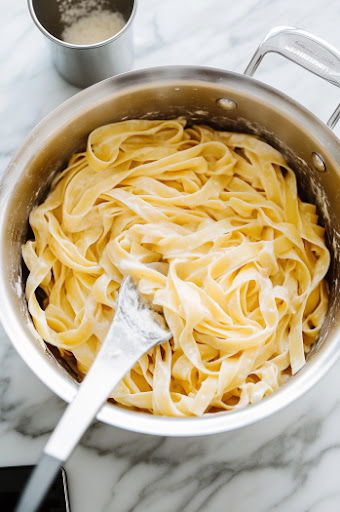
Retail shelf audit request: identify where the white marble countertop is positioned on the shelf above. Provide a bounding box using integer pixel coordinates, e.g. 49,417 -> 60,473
1,0 -> 340,511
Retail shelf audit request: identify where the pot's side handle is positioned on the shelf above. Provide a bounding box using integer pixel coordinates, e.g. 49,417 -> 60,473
244,26 -> 340,129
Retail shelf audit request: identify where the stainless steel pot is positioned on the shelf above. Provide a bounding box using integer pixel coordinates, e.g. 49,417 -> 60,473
1,27 -> 340,436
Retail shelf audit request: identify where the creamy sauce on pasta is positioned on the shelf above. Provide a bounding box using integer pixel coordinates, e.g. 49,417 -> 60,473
22,118 -> 330,416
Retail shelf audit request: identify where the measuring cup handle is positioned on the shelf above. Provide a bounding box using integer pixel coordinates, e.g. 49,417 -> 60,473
244,26 -> 340,129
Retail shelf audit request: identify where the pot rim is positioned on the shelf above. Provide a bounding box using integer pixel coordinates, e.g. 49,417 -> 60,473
1,65 -> 340,437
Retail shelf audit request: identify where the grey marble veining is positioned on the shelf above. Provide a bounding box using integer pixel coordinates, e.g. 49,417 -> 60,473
1,0 -> 340,511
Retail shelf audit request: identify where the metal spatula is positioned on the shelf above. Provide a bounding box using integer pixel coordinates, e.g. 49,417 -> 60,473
16,277 -> 171,512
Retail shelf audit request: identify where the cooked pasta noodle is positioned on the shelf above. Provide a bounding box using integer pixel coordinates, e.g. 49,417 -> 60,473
22,118 -> 330,416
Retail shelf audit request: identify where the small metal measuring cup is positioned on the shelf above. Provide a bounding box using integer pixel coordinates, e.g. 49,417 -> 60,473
28,0 -> 136,88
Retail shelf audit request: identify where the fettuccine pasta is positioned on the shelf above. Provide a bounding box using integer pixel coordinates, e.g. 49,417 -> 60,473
22,118 -> 330,416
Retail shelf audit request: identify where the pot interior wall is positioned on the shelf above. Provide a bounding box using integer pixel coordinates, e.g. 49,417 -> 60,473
3,75 -> 340,404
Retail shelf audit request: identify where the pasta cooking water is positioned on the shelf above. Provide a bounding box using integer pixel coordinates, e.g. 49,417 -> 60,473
22,118 -> 330,416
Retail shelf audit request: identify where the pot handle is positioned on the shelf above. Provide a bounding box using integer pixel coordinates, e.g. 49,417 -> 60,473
244,26 -> 340,129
